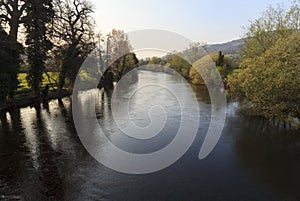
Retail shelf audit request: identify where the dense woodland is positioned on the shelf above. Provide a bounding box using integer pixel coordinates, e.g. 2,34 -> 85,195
0,0 -> 299,128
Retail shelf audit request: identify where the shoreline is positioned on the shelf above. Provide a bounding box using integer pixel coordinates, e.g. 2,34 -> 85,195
0,90 -> 72,113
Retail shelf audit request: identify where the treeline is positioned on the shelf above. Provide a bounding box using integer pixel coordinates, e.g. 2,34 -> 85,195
140,45 -> 237,86
140,1 -> 300,128
1,0 -> 299,128
0,0 -> 138,104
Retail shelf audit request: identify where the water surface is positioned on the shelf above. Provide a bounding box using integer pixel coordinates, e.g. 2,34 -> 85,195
1,70 -> 300,201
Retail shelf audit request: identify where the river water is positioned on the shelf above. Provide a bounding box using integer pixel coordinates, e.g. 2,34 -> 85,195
1,70 -> 300,201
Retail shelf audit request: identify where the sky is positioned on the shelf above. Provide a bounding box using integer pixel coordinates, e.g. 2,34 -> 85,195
92,0 -> 291,44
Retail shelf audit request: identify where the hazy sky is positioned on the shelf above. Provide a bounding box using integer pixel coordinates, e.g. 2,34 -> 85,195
92,0 -> 290,44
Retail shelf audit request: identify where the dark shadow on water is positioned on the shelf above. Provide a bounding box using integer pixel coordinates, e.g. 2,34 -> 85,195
1,71 -> 300,201
232,115 -> 300,201
0,101 -> 76,200
191,84 -> 211,104
0,109 -> 27,200
33,107 -> 65,200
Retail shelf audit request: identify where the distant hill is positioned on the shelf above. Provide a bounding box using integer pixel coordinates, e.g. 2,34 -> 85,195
160,38 -> 245,63
204,38 -> 245,55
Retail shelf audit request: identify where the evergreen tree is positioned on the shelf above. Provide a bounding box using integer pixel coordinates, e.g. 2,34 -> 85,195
216,51 -> 225,67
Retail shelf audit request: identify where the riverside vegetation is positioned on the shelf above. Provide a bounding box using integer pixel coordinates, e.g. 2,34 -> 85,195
0,0 -> 299,129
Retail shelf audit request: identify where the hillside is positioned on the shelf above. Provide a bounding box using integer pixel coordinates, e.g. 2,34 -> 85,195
204,38 -> 245,55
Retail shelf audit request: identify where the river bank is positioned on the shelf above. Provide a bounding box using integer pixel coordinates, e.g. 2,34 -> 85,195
1,71 -> 300,201
0,90 -> 72,114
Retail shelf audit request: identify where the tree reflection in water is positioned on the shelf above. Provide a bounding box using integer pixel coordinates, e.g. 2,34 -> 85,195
233,116 -> 300,201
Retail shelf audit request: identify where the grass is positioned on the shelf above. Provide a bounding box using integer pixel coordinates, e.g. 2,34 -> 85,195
17,72 -> 59,92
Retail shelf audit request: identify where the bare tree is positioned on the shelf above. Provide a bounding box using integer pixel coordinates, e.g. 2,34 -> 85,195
106,29 -> 135,81
52,0 -> 95,90
0,0 -> 25,42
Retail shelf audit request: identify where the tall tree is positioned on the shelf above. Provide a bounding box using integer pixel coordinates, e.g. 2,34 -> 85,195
106,29 -> 134,81
216,51 -> 225,67
52,0 -> 95,90
23,0 -> 54,97
0,25 -> 22,101
0,0 -> 25,42
0,0 -> 25,100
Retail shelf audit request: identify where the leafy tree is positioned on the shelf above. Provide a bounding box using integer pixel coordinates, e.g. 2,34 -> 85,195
148,56 -> 162,65
239,2 -> 300,60
23,0 -> 54,97
169,54 -> 191,78
111,52 -> 139,81
228,33 -> 300,123
165,42 -> 206,78
228,1 -> 300,126
215,51 -> 237,81
138,57 -> 150,66
190,52 -> 235,84
99,51 -> 138,88
189,54 -> 220,86
189,65 -> 204,85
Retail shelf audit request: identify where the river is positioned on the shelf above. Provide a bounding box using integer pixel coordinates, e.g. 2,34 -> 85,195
1,70 -> 300,201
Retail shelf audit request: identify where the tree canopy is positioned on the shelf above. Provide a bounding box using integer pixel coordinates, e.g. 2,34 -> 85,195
23,0 -> 54,97
229,33 -> 300,121
228,1 -> 300,126
190,52 -> 235,85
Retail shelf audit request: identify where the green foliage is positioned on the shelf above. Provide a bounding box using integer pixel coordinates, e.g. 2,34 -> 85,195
215,51 -> 230,80
23,0 -> 54,97
111,52 -> 139,81
148,57 -> 162,65
228,1 -> 300,126
216,51 -> 225,66
239,2 -> 300,60
228,33 -> 300,122
189,65 -> 204,85
190,52 -> 235,85
190,54 -> 220,86
169,54 -> 192,78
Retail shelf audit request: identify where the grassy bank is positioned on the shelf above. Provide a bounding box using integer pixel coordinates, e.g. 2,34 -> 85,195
17,72 -> 59,93
0,72 -> 71,111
